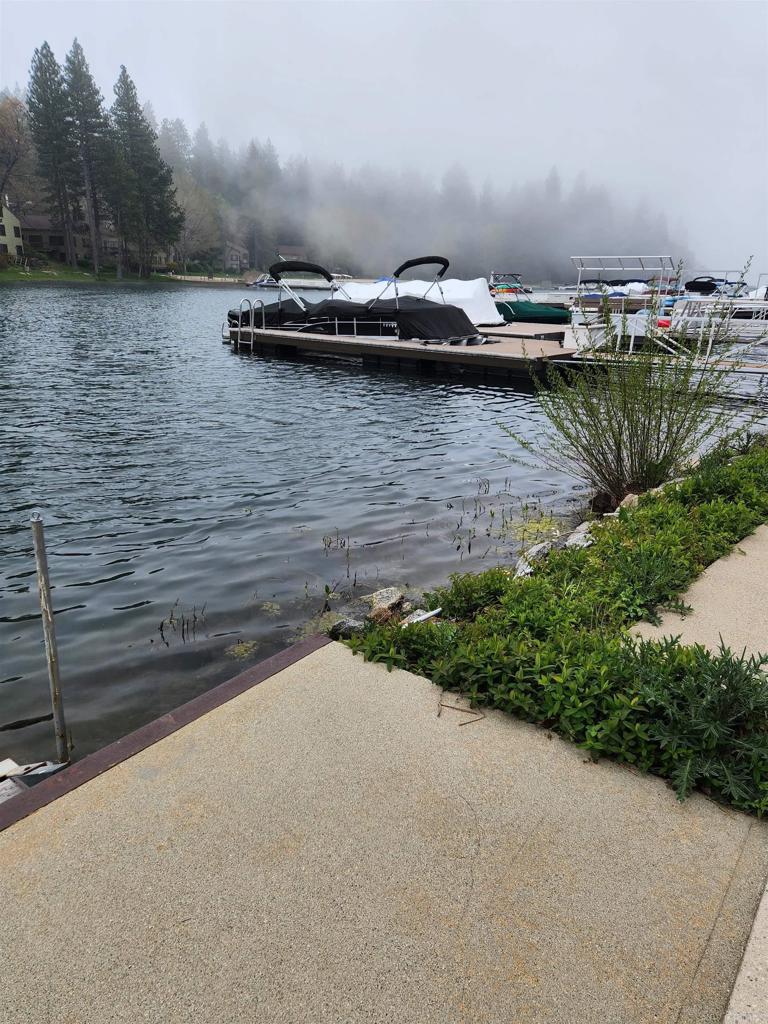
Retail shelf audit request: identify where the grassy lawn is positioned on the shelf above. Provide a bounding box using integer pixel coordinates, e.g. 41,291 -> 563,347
349,439 -> 768,815
0,265 -> 180,284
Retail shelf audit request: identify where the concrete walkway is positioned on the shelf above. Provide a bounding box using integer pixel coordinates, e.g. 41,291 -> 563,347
634,524 -> 768,1023
1,641 -> 767,1023
633,524 -> 768,657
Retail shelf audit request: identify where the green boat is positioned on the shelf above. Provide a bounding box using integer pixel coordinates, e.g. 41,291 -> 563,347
495,299 -> 571,324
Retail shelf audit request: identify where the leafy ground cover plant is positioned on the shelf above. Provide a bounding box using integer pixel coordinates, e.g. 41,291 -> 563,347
348,439 -> 768,815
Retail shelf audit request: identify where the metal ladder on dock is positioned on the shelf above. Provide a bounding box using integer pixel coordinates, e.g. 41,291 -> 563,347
222,298 -> 266,352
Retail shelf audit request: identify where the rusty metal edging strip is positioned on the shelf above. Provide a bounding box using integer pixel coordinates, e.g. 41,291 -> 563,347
0,634 -> 333,834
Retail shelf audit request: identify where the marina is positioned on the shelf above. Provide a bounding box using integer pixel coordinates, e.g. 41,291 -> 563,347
224,256 -> 574,377
222,256 -> 768,397
3,5 -> 768,1022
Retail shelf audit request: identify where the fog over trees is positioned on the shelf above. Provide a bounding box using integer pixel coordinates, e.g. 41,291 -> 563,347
164,117 -> 687,279
1,37 -> 690,280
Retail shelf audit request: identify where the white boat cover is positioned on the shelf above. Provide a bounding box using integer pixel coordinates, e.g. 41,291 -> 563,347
582,281 -> 651,296
338,278 -> 504,326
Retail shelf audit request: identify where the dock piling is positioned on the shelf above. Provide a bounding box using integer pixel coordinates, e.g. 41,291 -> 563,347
30,513 -> 70,764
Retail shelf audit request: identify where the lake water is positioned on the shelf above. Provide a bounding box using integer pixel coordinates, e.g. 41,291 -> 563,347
0,283 -> 579,762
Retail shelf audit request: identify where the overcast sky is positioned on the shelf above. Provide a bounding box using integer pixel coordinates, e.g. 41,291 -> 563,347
2,0 -> 767,275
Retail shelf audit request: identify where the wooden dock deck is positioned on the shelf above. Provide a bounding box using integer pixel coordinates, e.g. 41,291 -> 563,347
482,322 -> 567,341
227,324 -> 576,378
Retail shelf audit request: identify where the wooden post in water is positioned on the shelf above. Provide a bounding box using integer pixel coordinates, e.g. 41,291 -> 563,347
30,513 -> 69,764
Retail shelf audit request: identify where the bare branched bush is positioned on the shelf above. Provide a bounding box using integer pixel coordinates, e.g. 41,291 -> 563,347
510,286 -> 764,509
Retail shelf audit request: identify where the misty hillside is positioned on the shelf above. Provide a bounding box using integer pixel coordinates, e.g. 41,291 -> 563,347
2,47 -> 691,281
163,117 -> 689,280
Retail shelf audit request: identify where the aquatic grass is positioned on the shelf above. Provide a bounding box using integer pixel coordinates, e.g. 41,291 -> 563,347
348,441 -> 768,815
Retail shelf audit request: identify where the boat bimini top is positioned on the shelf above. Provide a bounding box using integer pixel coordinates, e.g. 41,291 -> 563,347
227,257 -> 497,344
489,272 -> 531,296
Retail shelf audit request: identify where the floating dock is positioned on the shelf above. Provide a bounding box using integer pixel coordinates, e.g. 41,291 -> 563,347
226,323 -> 576,379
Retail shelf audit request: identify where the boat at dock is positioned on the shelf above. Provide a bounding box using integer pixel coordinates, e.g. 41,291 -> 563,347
489,272 -> 532,297
227,257 -> 503,346
567,257 -> 768,353
0,757 -> 66,806
247,271 -> 354,290
488,273 -> 571,326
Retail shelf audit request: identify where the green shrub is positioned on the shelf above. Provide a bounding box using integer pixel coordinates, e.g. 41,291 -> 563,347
633,638 -> 768,812
348,443 -> 768,815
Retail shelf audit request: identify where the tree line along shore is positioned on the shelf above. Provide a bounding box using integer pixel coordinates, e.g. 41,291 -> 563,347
1,38 -> 687,283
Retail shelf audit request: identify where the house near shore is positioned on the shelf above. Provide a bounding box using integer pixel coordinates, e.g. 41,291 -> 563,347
276,243 -> 307,261
20,212 -> 122,264
21,213 -> 85,262
224,240 -> 249,273
0,204 -> 24,259
18,206 -> 250,274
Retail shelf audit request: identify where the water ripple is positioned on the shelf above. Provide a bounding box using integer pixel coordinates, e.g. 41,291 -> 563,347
0,282 -> 578,760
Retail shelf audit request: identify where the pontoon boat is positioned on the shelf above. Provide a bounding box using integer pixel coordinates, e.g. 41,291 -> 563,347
227,257 -> 500,346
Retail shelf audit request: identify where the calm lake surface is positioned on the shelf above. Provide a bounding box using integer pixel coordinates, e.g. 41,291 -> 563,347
0,283 -> 579,762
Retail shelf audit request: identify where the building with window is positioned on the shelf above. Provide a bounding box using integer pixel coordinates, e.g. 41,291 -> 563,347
20,213 -> 73,261
0,205 -> 25,259
276,243 -> 307,261
21,212 -> 124,265
224,240 -> 249,273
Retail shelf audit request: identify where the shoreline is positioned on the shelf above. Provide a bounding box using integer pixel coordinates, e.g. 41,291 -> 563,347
0,274 -> 246,288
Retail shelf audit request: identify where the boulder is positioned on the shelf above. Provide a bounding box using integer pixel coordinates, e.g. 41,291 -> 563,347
564,530 -> 594,549
620,493 -> 640,509
328,617 -> 365,640
367,605 -> 395,625
513,541 -> 552,579
590,491 -> 615,514
365,587 -> 405,612
527,540 -> 553,562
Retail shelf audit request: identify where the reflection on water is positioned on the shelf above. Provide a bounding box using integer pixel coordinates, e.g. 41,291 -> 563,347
0,283 -> 579,761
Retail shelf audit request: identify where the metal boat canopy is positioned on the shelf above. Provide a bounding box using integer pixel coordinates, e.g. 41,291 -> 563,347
570,256 -> 677,294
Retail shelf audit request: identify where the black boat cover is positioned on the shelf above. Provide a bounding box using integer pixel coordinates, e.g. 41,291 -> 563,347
685,277 -> 720,295
228,297 -> 307,328
374,296 -> 478,339
229,295 -> 478,340
306,296 -> 477,339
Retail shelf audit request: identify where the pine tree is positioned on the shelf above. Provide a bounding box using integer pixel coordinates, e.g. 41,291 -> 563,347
63,39 -> 108,274
27,42 -> 79,267
107,66 -> 183,276
190,123 -> 216,190
157,118 -> 192,169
